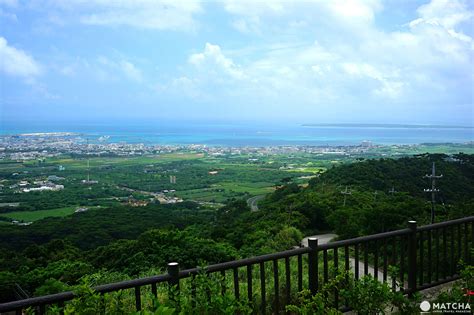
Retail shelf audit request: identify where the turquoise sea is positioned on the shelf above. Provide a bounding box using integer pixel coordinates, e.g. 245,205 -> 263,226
1,121 -> 473,146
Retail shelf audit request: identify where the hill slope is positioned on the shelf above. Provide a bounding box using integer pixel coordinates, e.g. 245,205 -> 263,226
259,153 -> 474,238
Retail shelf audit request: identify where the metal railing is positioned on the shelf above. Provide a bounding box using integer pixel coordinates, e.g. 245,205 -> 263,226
1,216 -> 472,314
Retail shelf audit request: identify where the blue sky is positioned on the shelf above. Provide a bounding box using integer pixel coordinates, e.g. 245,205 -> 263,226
0,0 -> 473,126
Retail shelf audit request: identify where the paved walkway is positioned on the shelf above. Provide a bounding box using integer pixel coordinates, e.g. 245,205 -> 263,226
246,194 -> 266,211
301,233 -> 338,247
301,233 -> 399,289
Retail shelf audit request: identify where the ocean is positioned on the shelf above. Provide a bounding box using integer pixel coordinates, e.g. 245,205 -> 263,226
1,121 -> 473,146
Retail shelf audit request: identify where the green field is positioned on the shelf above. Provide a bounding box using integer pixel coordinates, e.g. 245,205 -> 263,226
218,181 -> 275,194
174,189 -> 228,202
2,144 -> 471,222
285,166 -> 326,173
39,153 -> 206,169
0,206 -> 79,222
175,181 -> 275,202
1,152 -> 312,214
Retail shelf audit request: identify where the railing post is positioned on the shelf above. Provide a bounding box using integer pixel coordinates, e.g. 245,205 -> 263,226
168,262 -> 180,287
168,262 -> 180,304
407,221 -> 417,296
308,238 -> 318,295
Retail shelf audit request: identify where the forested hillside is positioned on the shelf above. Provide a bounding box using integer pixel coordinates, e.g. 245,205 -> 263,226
310,153 -> 474,201
260,153 -> 474,238
1,154 -> 472,302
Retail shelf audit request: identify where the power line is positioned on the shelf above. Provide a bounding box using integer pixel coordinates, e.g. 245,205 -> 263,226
170,175 -> 176,184
87,138 -> 90,183
424,162 -> 443,224
388,186 -> 396,195
340,186 -> 352,207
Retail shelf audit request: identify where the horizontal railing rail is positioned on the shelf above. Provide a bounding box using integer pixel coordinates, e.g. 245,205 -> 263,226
318,228 -> 411,250
180,246 -> 311,277
1,216 -> 472,314
417,216 -> 473,231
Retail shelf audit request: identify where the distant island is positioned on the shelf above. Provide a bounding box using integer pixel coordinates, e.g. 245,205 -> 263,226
302,123 -> 474,129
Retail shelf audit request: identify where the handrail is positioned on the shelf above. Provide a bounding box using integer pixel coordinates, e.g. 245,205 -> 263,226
319,228 -> 411,250
1,215 -> 472,313
417,216 -> 473,231
0,274 -> 173,311
0,248 -> 311,312
179,246 -> 311,277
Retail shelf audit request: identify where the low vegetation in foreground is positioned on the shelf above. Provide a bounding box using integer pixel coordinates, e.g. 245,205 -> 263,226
14,264 -> 474,314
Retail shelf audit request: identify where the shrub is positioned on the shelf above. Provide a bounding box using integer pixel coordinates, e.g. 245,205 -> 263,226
171,271 -> 251,315
341,275 -> 393,315
286,272 -> 346,314
435,262 -> 473,305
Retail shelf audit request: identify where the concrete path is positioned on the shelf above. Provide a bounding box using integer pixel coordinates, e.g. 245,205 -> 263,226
246,194 -> 266,211
301,233 -> 338,247
301,233 -> 399,289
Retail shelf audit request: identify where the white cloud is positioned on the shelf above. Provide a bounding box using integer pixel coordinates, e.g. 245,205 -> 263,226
223,0 -> 286,16
189,43 -> 245,80
59,65 -> 76,76
416,0 -> 472,29
327,0 -> 382,22
342,62 -> 378,77
120,60 -> 142,81
37,0 -> 203,31
163,0 -> 472,119
0,38 -> 60,100
222,0 -> 382,34
3,0 -> 471,123
93,56 -> 143,82
408,0 -> 474,62
0,37 -> 41,78
0,36 -> 62,100
341,62 -> 405,98
231,17 -> 261,35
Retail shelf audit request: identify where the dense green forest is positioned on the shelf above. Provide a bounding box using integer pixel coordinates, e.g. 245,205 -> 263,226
0,153 -> 473,302
261,153 -> 474,238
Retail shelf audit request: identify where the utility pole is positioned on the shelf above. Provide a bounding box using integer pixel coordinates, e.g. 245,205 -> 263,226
340,186 -> 352,207
288,204 -> 293,225
86,138 -> 90,183
388,186 -> 396,195
424,162 -> 443,224
87,158 -> 90,183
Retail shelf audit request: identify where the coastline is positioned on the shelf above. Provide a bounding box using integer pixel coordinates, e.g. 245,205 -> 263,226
1,123 -> 472,147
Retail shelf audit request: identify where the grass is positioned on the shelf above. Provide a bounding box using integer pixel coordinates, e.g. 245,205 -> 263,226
0,206 -> 79,222
45,154 -> 206,169
218,182 -> 275,194
0,163 -> 26,170
174,188 -> 229,203
174,181 -> 275,202
285,167 -> 326,173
